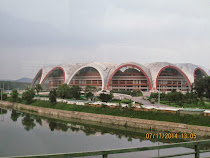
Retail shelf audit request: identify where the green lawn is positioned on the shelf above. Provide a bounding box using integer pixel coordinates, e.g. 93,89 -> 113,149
160,100 -> 210,109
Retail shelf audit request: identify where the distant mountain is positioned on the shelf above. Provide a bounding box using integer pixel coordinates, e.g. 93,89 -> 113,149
14,77 -> 33,83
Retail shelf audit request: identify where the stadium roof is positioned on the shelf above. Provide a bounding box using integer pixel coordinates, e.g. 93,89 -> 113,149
32,62 -> 210,91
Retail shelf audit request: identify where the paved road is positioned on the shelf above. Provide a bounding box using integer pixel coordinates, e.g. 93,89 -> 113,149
131,97 -> 177,108
113,93 -> 178,109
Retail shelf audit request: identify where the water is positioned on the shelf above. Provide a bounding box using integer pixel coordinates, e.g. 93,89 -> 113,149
0,108 -> 209,158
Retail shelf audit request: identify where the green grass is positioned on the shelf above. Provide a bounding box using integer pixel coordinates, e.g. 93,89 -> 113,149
160,100 -> 210,109
111,99 -> 132,104
29,100 -> 210,127
160,101 -> 180,107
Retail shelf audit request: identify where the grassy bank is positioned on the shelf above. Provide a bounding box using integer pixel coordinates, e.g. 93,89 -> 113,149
27,100 -> 210,127
160,100 -> 210,109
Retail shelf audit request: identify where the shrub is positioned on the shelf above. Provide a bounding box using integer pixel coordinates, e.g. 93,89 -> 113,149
98,93 -> 113,102
101,103 -> 106,108
121,99 -> 132,104
128,103 -> 133,109
71,85 -> 81,99
131,90 -> 143,97
111,90 -> 143,97
49,89 -> 57,104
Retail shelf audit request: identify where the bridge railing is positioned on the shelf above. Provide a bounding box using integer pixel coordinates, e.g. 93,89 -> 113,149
3,139 -> 210,158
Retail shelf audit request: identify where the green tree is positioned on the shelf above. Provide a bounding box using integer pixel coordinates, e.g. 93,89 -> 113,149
22,88 -> 35,104
150,93 -> 158,99
85,91 -> 94,99
0,81 -> 31,90
85,85 -> 97,99
193,78 -> 206,98
49,89 -> 57,104
57,84 -> 72,99
85,85 -> 97,93
10,89 -> 19,102
98,93 -> 113,102
204,76 -> 210,99
71,85 -> 81,99
0,93 -> 7,100
35,84 -> 42,95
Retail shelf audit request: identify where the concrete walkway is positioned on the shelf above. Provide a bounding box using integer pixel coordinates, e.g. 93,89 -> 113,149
131,96 -> 178,109
113,93 -> 178,109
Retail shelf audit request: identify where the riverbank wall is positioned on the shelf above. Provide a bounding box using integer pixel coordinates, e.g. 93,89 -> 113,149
1,101 -> 210,136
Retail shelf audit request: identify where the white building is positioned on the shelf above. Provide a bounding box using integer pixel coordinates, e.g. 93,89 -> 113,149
31,62 -> 210,92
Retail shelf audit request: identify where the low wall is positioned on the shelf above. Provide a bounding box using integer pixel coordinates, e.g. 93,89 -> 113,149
1,101 -> 210,136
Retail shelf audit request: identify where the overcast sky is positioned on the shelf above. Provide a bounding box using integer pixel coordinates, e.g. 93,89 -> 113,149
0,0 -> 210,80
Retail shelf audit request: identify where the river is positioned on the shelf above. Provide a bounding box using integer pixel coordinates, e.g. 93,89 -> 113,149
0,108 -> 209,158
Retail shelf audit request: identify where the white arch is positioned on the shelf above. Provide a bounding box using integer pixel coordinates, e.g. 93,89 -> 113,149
175,63 -> 209,84
31,69 -> 42,87
67,65 -> 105,90
106,62 -> 152,90
146,62 -> 191,90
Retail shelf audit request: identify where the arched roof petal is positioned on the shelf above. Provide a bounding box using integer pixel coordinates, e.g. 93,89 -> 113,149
107,62 -> 152,90
146,62 -> 191,90
175,63 -> 209,83
31,69 -> 42,87
40,65 -> 67,84
67,62 -> 115,90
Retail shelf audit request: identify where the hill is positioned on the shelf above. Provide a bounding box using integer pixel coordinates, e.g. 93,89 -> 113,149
0,81 -> 31,90
15,77 -> 33,83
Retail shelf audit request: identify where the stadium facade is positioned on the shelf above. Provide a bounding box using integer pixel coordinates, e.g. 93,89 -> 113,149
31,62 -> 210,92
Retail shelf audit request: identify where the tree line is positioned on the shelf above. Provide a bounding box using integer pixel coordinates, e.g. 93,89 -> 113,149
6,84 -> 114,105
150,76 -> 210,108
0,81 -> 31,90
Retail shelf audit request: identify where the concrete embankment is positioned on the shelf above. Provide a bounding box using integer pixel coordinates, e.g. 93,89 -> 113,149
0,101 -> 210,136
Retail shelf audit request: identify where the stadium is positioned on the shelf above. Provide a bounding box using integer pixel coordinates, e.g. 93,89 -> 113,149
31,62 -> 210,92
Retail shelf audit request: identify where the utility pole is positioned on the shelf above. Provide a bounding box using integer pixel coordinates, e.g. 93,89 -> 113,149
0,83 -> 5,108
0,83 -> 3,121
158,84 -> 160,108
0,83 -> 2,101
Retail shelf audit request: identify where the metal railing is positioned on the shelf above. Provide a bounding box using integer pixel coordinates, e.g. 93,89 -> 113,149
3,139 -> 210,158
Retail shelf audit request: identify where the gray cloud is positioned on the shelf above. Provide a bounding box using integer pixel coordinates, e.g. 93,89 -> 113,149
0,0 -> 210,79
